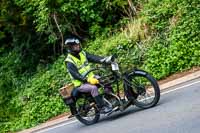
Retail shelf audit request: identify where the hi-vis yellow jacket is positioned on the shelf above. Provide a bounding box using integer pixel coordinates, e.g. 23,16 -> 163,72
65,51 -> 94,87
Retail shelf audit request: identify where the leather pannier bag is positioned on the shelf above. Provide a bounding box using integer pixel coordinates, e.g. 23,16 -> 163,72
59,83 -> 74,105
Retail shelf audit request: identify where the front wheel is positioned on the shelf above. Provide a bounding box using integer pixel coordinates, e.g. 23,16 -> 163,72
75,97 -> 100,125
127,70 -> 160,109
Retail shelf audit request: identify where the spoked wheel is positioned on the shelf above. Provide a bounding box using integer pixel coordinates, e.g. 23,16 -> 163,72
75,97 -> 100,125
127,70 -> 160,109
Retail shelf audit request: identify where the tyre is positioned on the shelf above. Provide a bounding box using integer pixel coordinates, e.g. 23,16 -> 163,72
127,70 -> 160,109
75,97 -> 100,125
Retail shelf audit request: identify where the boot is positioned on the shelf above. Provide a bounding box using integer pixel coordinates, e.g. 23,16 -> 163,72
94,95 -> 112,114
69,103 -> 77,115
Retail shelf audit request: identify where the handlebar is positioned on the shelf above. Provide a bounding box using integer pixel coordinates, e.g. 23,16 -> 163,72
82,67 -> 105,78
82,55 -> 120,79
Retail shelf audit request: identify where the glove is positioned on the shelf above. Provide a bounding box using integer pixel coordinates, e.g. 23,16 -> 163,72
100,56 -> 113,64
87,77 -> 99,85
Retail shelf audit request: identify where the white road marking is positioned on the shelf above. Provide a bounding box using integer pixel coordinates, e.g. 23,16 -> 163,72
36,120 -> 78,133
37,79 -> 200,133
161,80 -> 200,95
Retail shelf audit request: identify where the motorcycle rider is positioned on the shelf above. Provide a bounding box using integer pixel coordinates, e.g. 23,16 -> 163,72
64,35 -> 112,114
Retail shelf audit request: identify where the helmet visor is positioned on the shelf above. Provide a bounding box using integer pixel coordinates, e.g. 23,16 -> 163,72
65,38 -> 80,45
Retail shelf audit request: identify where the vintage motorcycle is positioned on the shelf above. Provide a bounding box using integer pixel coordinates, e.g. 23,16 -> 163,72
62,56 -> 160,125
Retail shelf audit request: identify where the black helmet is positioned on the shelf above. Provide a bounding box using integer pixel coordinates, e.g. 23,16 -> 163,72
65,37 -> 82,54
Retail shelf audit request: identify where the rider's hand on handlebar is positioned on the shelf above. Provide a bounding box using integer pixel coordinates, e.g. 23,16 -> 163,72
100,55 -> 115,64
87,77 -> 99,85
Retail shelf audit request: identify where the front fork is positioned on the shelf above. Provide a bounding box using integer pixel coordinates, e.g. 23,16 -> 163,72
123,72 -> 140,102
124,69 -> 149,97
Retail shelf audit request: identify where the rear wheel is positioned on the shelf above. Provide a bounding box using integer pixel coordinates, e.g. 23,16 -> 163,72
75,97 -> 100,125
127,70 -> 160,109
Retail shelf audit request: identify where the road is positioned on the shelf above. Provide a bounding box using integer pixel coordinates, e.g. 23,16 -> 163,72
38,78 -> 200,133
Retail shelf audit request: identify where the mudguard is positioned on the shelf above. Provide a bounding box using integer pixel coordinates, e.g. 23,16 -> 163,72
128,69 -> 148,77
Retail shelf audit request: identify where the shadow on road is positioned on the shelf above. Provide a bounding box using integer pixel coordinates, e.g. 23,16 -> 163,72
100,100 -> 168,122
100,107 -> 144,122
75,98 -> 171,129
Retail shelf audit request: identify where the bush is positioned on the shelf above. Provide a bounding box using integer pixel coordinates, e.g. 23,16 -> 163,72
141,0 -> 200,79
0,55 -> 70,132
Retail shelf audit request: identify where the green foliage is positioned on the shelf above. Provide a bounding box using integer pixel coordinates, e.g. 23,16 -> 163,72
12,0 -> 130,40
0,55 -> 69,132
141,0 -> 200,79
86,32 -> 146,70
141,0 -> 181,32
